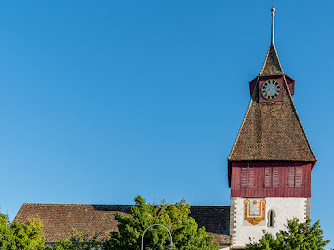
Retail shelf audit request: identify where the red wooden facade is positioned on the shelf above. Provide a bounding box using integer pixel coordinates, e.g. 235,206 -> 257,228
230,161 -> 312,197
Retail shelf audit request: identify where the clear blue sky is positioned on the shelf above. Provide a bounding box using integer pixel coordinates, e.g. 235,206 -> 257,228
0,0 -> 333,248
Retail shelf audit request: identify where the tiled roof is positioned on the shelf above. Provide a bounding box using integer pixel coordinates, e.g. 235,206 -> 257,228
14,203 -> 231,245
228,44 -> 316,164
228,75 -> 316,163
259,45 -> 284,76
14,204 -> 131,243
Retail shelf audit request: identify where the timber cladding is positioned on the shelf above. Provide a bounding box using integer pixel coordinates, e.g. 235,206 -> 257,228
230,162 -> 312,198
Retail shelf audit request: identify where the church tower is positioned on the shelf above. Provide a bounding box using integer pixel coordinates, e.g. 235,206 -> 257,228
228,7 -> 316,248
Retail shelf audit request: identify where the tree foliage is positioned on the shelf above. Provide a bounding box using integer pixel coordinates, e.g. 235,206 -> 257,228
247,218 -> 330,250
53,195 -> 219,250
0,213 -> 45,249
107,195 -> 218,250
51,230 -> 102,250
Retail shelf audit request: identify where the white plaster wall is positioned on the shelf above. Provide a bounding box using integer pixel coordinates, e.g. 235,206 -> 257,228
233,197 -> 307,248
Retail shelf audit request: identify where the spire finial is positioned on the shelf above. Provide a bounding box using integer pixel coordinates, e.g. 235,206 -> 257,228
271,6 -> 275,46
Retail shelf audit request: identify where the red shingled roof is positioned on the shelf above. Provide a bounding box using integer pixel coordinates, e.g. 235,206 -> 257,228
14,203 -> 231,246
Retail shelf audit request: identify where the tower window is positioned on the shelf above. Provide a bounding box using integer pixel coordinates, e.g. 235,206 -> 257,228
264,167 -> 271,187
295,167 -> 303,188
267,210 -> 276,227
288,166 -> 303,188
264,167 -> 279,188
273,168 -> 279,187
288,167 -> 295,188
241,166 -> 255,188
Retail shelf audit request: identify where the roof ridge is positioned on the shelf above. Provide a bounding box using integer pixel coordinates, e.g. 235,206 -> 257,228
20,203 -> 230,208
21,203 -> 132,206
190,205 -> 230,208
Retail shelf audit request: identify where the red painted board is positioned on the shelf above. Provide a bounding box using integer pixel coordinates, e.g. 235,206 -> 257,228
230,161 -> 312,198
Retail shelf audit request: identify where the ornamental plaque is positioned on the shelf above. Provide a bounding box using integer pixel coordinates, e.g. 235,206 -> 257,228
244,199 -> 266,225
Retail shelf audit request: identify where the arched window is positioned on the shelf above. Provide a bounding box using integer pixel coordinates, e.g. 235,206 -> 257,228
267,210 -> 275,227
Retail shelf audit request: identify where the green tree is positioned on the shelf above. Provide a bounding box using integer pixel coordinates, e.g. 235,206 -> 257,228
0,213 -> 46,249
107,195 -> 219,250
51,230 -> 102,250
247,218 -> 330,250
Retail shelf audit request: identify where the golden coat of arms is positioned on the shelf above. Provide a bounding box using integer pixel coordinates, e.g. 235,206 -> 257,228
244,199 -> 266,225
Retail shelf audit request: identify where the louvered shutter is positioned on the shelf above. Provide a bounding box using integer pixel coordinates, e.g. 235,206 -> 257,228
241,167 -> 248,188
288,167 -> 295,188
295,166 -> 303,188
273,167 -> 279,188
264,167 -> 271,188
248,167 -> 255,188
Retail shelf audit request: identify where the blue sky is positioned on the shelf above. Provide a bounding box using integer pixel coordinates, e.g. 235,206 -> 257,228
0,0 -> 333,248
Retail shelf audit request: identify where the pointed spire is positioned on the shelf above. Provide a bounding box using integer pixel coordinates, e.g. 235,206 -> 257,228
271,7 -> 275,46
259,7 -> 284,76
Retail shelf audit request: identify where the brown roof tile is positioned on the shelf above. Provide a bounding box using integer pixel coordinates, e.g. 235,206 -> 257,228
14,204 -> 131,243
228,75 -> 316,162
260,45 -> 284,76
14,203 -> 231,245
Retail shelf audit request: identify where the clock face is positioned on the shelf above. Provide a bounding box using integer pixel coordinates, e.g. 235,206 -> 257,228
261,79 -> 281,100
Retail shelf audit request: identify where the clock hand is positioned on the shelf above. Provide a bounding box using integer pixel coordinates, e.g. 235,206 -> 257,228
267,88 -> 273,95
